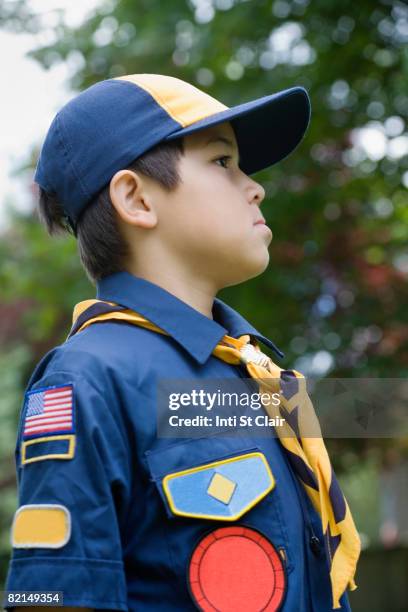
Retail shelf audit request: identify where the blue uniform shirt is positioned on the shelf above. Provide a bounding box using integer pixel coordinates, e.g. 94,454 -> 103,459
5,271 -> 351,611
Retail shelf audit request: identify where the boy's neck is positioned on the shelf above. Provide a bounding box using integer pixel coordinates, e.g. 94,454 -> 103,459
125,266 -> 217,320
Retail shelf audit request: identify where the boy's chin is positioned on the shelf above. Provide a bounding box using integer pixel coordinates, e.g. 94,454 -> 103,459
244,255 -> 270,280
222,253 -> 270,288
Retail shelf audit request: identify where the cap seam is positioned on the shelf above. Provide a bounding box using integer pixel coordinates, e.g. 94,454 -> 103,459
114,76 -> 186,128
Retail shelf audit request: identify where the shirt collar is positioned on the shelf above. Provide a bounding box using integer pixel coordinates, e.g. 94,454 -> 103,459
96,271 -> 285,365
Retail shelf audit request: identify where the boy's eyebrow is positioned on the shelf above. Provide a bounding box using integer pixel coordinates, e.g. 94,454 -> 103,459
205,135 -> 234,148
205,135 -> 241,161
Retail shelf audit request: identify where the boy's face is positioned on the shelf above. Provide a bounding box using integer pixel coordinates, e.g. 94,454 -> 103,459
157,121 -> 272,289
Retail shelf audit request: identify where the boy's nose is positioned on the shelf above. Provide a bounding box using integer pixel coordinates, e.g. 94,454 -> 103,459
248,179 -> 265,206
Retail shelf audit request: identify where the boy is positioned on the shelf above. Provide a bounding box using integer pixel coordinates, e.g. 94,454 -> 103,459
5,74 -> 360,611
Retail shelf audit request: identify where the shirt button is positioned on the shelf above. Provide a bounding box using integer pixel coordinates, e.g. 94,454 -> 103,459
309,535 -> 322,556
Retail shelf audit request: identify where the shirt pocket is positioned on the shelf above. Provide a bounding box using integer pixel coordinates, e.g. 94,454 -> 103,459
145,434 -> 294,582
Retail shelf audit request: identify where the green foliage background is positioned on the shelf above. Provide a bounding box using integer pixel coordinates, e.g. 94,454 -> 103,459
1,0 -> 407,608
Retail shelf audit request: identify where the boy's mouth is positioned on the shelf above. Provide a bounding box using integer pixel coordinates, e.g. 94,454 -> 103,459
253,216 -> 266,226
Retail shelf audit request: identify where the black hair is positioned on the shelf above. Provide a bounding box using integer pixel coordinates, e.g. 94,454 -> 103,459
37,137 -> 185,285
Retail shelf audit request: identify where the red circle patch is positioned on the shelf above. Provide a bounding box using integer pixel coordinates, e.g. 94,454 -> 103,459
188,526 -> 286,612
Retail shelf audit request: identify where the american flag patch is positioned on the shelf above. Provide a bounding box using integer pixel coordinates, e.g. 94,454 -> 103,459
22,384 -> 75,439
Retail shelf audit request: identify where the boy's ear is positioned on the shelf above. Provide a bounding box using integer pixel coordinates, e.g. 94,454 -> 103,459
109,169 -> 158,229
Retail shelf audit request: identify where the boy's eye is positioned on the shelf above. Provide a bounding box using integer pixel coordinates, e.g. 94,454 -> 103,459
214,155 -> 232,168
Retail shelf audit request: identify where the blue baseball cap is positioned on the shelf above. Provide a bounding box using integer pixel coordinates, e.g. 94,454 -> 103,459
34,73 -> 311,236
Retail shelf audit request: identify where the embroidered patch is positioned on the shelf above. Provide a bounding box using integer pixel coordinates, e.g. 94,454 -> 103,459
162,451 -> 275,521
21,434 -> 76,465
22,383 -> 75,439
11,504 -> 71,548
188,526 -> 287,611
20,383 -> 76,465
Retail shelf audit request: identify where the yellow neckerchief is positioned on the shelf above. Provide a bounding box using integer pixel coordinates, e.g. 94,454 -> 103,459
68,299 -> 361,609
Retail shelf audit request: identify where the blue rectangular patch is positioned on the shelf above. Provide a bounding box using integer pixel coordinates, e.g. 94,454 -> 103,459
21,434 -> 76,465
